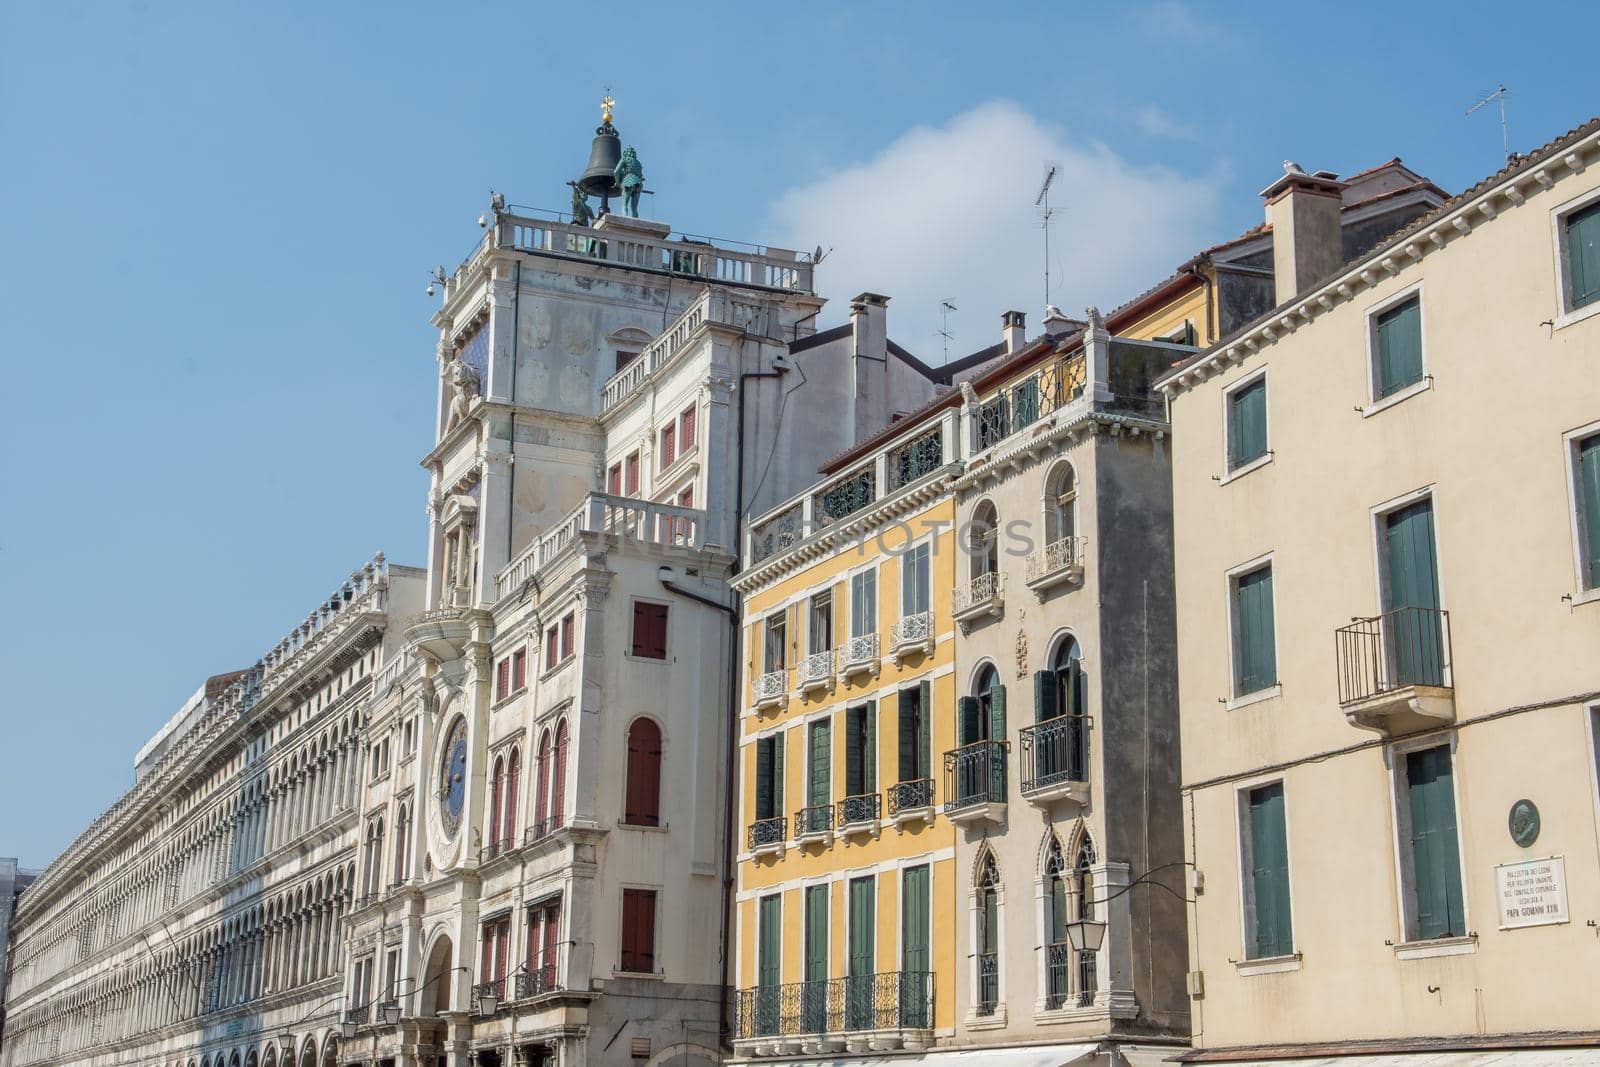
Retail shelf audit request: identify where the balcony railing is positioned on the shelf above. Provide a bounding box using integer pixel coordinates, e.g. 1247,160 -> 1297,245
836,792 -> 881,829
1019,715 -> 1089,798
735,972 -> 934,1040
1025,535 -> 1087,587
473,978 -> 505,1012
889,610 -> 933,658
837,632 -> 879,676
952,571 -> 1004,619
754,669 -> 787,706
353,892 -> 379,912
1045,942 -> 1071,1010
889,426 -> 945,490
814,467 -> 876,528
495,493 -> 706,601
976,952 -> 999,1016
886,777 -> 934,816
480,834 -> 516,863
795,803 -> 834,840
524,814 -> 565,848
943,741 -> 1008,816
1335,606 -> 1452,706
344,1003 -> 372,1026
514,959 -> 563,999
798,650 -> 834,691
747,816 -> 786,852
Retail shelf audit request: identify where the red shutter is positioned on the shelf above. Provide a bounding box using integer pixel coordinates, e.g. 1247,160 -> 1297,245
552,722 -> 568,826
625,452 -> 640,496
649,604 -> 668,659
489,758 -> 504,846
505,749 -> 520,841
513,650 -> 526,690
535,732 -> 551,826
546,627 -> 558,669
542,903 -> 561,983
562,614 -> 575,659
681,405 -> 696,448
660,425 -> 675,469
625,719 -> 662,826
608,464 -> 622,496
480,927 -> 493,983
496,658 -> 510,700
638,890 -> 657,971
496,921 -> 510,981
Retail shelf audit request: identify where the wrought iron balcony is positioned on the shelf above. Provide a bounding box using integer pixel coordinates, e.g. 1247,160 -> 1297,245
353,892 -> 379,912
888,611 -> 934,662
753,669 -> 788,709
1043,942 -> 1096,1010
514,960 -> 563,1000
734,971 -> 934,1043
952,571 -> 1004,625
344,1003 -> 372,1026
524,814 -> 565,848
837,633 -> 880,679
814,467 -> 876,528
798,650 -> 835,694
794,803 -> 834,843
1335,606 -> 1454,733
479,834 -> 516,863
835,793 -> 881,834
747,816 -> 786,855
1019,714 -> 1090,804
473,978 -> 505,1013
886,778 -> 935,824
889,426 -> 945,490
943,741 -> 1007,824
1025,536 -> 1087,591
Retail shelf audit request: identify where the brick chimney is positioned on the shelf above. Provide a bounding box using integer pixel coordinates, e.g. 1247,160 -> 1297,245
1001,310 -> 1026,354
1261,164 -> 1348,304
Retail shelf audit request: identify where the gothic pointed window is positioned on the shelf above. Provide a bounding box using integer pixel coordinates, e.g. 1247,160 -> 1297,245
1044,838 -> 1070,1008
1074,838 -> 1098,1007
975,852 -> 1000,1016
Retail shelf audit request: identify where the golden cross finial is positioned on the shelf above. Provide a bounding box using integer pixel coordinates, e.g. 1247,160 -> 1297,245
601,91 -> 615,124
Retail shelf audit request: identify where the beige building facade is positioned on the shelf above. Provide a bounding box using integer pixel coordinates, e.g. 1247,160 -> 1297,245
1162,118 -> 1600,1063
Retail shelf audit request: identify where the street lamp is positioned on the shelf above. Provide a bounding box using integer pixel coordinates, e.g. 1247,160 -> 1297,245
381,1001 -> 402,1026
1064,917 -> 1107,953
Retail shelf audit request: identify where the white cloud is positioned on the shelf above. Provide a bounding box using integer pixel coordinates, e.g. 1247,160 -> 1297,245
765,101 -> 1223,364
1135,103 -> 1201,142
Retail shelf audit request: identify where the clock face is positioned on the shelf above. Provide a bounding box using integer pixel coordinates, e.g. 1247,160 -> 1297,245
440,717 -> 467,837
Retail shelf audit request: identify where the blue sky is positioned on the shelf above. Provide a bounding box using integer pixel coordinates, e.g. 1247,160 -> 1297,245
2,0 -> 1595,868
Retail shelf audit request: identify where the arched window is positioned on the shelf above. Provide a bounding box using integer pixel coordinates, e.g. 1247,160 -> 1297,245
1046,636 -> 1088,781
489,755 -> 505,852
392,803 -> 410,885
1074,838 -> 1098,1007
969,501 -> 999,578
551,721 -> 569,828
1044,463 -> 1077,546
534,730 -> 552,831
624,718 -> 663,826
975,852 -> 1000,1016
957,665 -> 1005,807
504,747 -> 520,845
1043,837 -> 1070,1008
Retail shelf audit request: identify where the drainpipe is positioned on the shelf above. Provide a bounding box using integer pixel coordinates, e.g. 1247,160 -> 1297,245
1183,258 -> 1215,344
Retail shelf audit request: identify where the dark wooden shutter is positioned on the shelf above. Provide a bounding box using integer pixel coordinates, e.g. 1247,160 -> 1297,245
1384,500 -> 1443,686
756,738 -> 774,821
990,685 -> 1007,742
804,884 -> 828,982
863,700 -> 876,793
1033,669 -> 1057,723
901,866 -> 929,972
513,650 -> 526,690
958,696 -> 980,747
808,721 -> 831,806
1068,659 -> 1085,716
497,658 -> 510,700
1228,378 -> 1267,469
1236,566 -> 1277,694
847,876 -> 874,977
625,720 -> 662,827
1567,202 -> 1600,309
1407,747 -> 1464,940
1248,782 -> 1292,958
758,895 -> 781,988
1376,296 -> 1424,397
918,680 -> 931,779
773,731 -> 785,813
1580,436 -> 1600,588
845,706 -> 863,797
897,689 -> 916,782
681,404 -> 697,447
633,602 -> 668,658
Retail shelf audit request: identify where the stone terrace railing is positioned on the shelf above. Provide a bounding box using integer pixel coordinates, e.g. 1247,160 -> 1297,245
495,493 -> 707,602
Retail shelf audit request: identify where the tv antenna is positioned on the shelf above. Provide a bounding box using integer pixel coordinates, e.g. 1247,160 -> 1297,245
1466,85 -> 1512,164
1036,162 -> 1058,310
938,299 -> 958,362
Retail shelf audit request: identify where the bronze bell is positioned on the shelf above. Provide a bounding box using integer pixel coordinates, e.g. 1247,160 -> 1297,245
578,123 -> 622,202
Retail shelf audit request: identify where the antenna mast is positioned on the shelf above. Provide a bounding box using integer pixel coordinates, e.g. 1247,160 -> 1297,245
1466,85 -> 1512,164
1036,163 -> 1058,310
938,299 -> 958,362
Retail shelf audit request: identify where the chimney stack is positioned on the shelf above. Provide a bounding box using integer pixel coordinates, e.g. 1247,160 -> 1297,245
1001,310 -> 1026,354
850,292 -> 889,361
1261,163 -> 1348,305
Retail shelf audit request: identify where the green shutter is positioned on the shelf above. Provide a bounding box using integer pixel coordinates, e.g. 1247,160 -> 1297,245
1033,669 -> 1057,722
918,681 -> 932,779
1014,380 -> 1039,427
1235,566 -> 1277,694
1384,500 -> 1443,686
809,721 -> 831,806
1577,436 -> 1600,589
845,706 -> 862,797
1376,296 -> 1424,398
864,700 -> 877,792
848,876 -> 875,977
1228,378 -> 1268,469
805,885 -> 829,982
958,696 -> 980,746
1568,202 -> 1600,309
897,689 -> 915,782
758,895 -> 782,987
774,732 -> 785,813
1068,659 -> 1086,716
1407,747 -> 1465,940
1049,870 -> 1067,942
1248,783 -> 1292,958
990,684 -> 1007,742
756,738 -> 773,821
902,866 -> 929,971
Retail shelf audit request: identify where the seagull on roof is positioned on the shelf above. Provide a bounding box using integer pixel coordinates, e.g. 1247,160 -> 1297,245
1283,160 -> 1306,175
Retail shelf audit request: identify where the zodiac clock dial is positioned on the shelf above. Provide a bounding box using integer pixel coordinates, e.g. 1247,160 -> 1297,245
439,716 -> 467,837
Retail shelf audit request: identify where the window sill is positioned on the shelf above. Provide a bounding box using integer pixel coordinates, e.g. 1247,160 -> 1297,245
492,687 -> 528,710
1567,586 -> 1600,608
618,820 -> 668,832
625,651 -> 670,665
611,969 -> 664,982
1219,452 -> 1273,485
1393,934 -> 1477,960
1553,298 -> 1600,332
540,656 -> 576,681
1235,952 -> 1301,976
1362,377 -> 1431,418
1225,684 -> 1282,712
965,1007 -> 1008,1030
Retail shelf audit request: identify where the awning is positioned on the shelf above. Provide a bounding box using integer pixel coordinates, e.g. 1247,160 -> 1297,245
764,1045 -> 1101,1067
1210,1051 -> 1600,1066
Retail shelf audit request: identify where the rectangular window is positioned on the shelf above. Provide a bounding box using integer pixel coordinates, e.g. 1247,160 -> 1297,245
1242,782 -> 1293,959
808,719 -> 832,808
1227,376 -> 1268,471
758,893 -> 781,992
850,568 -> 877,638
607,463 -> 622,497
631,601 -> 669,659
1564,200 -> 1600,311
620,888 -> 657,973
901,865 -> 931,1026
1575,433 -> 1600,590
902,543 -> 930,616
1400,745 -> 1465,941
615,350 -> 639,373
897,681 -> 932,782
1231,563 -> 1277,695
545,625 -> 559,669
561,612 -> 575,660
754,733 -> 785,821
496,657 -> 511,700
677,486 -> 693,508
763,612 -> 786,673
844,702 -> 877,797
1374,294 -> 1424,399
680,404 -> 697,448
809,591 -> 833,655
846,876 -> 876,1028
512,649 -> 526,691
625,451 -> 641,496
660,424 -> 676,470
